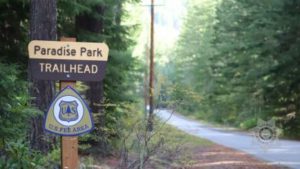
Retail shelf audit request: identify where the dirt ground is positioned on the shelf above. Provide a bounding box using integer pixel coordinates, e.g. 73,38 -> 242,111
92,144 -> 288,169
169,144 -> 288,169
84,126 -> 288,169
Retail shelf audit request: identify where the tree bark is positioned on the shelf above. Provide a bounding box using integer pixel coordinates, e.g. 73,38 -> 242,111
29,0 -> 56,153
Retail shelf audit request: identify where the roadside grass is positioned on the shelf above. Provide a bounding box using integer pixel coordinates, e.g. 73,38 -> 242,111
79,117 -> 213,168
79,116 -> 285,169
148,123 -> 213,168
119,112 -> 214,168
157,123 -> 212,148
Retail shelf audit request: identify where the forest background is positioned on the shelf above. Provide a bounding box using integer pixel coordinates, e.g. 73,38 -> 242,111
1,0 -> 300,168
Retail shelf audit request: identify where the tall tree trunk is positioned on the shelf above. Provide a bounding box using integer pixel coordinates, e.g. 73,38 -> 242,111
29,0 -> 56,153
75,5 -> 108,155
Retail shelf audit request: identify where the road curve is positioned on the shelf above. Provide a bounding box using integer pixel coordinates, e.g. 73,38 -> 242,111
156,109 -> 300,169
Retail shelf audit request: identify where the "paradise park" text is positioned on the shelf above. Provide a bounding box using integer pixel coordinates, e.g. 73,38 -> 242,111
34,45 -> 103,57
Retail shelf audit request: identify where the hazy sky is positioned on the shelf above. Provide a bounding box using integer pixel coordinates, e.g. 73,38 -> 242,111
142,0 -> 186,41
133,0 -> 187,64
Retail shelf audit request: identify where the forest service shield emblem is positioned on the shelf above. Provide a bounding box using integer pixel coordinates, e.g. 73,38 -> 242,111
59,100 -> 79,122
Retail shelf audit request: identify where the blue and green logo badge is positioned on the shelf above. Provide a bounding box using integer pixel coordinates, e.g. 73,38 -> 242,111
44,86 -> 94,136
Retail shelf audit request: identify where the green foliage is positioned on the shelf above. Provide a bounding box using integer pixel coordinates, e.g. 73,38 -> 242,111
0,63 -> 43,168
105,49 -> 141,103
240,118 -> 257,130
118,105 -> 212,168
0,63 -> 41,142
0,0 -> 29,68
0,139 -> 61,169
168,0 -> 300,138
163,0 -> 218,119
0,0 -> 142,167
0,140 -> 44,169
40,148 -> 61,168
57,0 -> 142,154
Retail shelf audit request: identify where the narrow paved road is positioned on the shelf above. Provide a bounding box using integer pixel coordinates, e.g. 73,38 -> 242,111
156,109 -> 300,169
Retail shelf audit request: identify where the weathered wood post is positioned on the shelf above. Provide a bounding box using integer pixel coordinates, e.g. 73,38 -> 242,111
60,37 -> 78,169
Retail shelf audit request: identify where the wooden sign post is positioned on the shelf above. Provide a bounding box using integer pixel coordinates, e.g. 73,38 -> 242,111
60,37 -> 78,169
28,37 -> 109,169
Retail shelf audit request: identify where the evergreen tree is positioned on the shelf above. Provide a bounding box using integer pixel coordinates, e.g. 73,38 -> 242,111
29,0 -> 57,152
58,0 -> 140,154
0,0 -> 28,67
170,0 -> 300,137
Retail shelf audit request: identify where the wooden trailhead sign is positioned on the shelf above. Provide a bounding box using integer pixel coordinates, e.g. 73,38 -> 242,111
27,38 -> 109,169
44,86 -> 93,136
28,40 -> 109,81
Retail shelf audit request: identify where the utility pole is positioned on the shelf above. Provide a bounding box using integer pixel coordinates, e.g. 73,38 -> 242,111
147,0 -> 155,131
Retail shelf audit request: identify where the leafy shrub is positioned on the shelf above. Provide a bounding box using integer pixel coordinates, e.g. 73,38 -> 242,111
0,63 -> 42,168
240,118 -> 257,130
0,63 -> 41,141
0,140 -> 44,169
